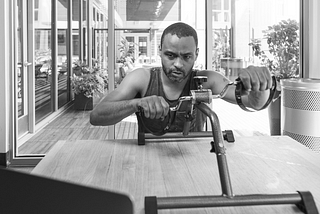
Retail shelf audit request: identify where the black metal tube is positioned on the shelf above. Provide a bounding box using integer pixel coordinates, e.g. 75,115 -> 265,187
183,121 -> 191,136
195,103 -> 233,197
156,193 -> 302,209
144,131 -> 213,139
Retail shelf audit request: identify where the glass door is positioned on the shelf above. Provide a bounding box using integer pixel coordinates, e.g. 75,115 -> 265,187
11,0 -> 78,165
210,0 -> 300,136
13,0 -> 55,164
17,0 -> 54,146
13,0 -> 45,165
17,0 -> 32,138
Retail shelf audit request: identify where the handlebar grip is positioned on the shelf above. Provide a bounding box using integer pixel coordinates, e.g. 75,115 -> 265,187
234,76 -> 277,112
191,89 -> 213,104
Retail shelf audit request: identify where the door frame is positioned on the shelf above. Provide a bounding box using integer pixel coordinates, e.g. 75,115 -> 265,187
16,0 -> 35,140
9,0 -> 76,166
10,0 -> 43,166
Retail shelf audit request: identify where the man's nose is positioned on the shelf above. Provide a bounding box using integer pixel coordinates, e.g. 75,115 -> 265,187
174,57 -> 183,68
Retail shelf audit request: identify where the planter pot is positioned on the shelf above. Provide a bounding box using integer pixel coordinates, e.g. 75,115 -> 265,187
268,97 -> 281,135
74,93 -> 93,110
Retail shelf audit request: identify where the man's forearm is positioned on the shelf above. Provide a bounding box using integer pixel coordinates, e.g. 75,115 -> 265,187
90,99 -> 139,126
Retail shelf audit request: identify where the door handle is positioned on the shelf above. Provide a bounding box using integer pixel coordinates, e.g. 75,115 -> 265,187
23,61 -> 32,67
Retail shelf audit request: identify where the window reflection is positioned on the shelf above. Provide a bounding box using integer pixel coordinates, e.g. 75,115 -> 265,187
92,1 -> 108,90
34,0 -> 53,122
17,0 -> 24,118
213,0 -> 300,80
82,0 -> 87,62
113,0 -> 205,85
112,0 -> 206,138
57,1 -> 69,108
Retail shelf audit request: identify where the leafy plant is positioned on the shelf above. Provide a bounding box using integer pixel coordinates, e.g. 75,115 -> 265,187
212,29 -> 231,72
115,37 -> 137,84
70,60 -> 108,98
249,19 -> 299,81
117,37 -> 137,65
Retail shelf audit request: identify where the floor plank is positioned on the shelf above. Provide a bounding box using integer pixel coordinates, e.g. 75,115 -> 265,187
17,100 -> 270,158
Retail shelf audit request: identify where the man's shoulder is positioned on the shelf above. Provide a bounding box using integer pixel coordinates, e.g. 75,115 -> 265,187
131,66 -> 149,73
126,67 -> 150,78
124,67 -> 153,86
130,66 -> 162,74
131,66 -> 163,77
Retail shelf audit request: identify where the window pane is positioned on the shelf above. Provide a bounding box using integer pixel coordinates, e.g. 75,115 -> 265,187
34,0 -> 53,122
211,0 -> 300,137
213,0 -> 222,10
113,0 -> 206,138
57,1 -> 69,108
224,0 -> 229,10
92,1 -> 108,91
82,0 -> 87,61
212,0 -> 300,79
224,12 -> 229,22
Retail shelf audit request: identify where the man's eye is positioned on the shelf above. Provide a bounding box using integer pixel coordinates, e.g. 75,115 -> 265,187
166,54 -> 175,59
184,55 -> 192,60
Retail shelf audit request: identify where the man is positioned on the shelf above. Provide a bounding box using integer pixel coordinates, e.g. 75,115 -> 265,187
90,22 -> 272,135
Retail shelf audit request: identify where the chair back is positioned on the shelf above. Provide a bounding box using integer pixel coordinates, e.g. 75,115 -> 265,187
0,168 -> 134,214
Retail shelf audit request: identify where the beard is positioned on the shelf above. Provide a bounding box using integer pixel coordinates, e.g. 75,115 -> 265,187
162,64 -> 192,83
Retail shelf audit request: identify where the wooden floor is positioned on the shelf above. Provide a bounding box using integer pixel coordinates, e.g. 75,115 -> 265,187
18,98 -> 270,155
18,109 -> 136,154
11,98 -> 270,173
211,99 -> 270,136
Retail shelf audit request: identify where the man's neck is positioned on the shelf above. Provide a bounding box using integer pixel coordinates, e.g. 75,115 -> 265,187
161,69 -> 189,100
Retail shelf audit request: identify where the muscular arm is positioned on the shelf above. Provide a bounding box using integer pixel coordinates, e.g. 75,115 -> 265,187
90,98 -> 140,126
90,68 -> 169,126
199,66 -> 272,110
90,68 -> 146,126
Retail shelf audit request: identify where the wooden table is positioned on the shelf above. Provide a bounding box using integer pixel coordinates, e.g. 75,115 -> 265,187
32,136 -> 320,213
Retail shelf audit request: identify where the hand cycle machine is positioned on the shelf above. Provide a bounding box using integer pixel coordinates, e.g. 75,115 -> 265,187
137,76 -> 236,145
140,76 -> 319,214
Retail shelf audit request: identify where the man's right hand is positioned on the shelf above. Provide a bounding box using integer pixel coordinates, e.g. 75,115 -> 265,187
138,95 -> 169,120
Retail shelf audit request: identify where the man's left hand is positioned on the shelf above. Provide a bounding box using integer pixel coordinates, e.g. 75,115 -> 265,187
238,66 -> 272,95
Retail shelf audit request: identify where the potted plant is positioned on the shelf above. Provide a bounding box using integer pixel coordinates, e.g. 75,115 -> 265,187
115,37 -> 137,83
212,29 -> 231,73
249,19 -> 299,135
71,59 -> 108,110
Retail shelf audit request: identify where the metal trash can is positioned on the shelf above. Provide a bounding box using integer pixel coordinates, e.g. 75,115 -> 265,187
281,78 -> 320,152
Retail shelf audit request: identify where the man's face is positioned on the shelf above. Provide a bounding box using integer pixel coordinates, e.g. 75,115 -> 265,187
160,34 -> 198,83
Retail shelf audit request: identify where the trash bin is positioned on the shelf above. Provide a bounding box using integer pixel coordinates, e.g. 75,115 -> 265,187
281,78 -> 320,152
220,58 -> 243,81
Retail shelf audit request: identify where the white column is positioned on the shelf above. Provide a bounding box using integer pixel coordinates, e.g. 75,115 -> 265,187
308,0 -> 320,78
108,0 -> 115,139
0,0 -> 12,165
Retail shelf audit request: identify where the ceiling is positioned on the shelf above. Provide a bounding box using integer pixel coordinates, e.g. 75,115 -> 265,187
59,0 -> 179,22
126,0 -> 178,21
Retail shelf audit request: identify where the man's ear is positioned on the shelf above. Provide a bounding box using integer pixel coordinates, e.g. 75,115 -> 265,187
195,48 -> 199,58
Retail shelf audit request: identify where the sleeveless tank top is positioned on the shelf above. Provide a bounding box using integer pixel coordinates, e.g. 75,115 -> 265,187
135,67 -> 206,135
